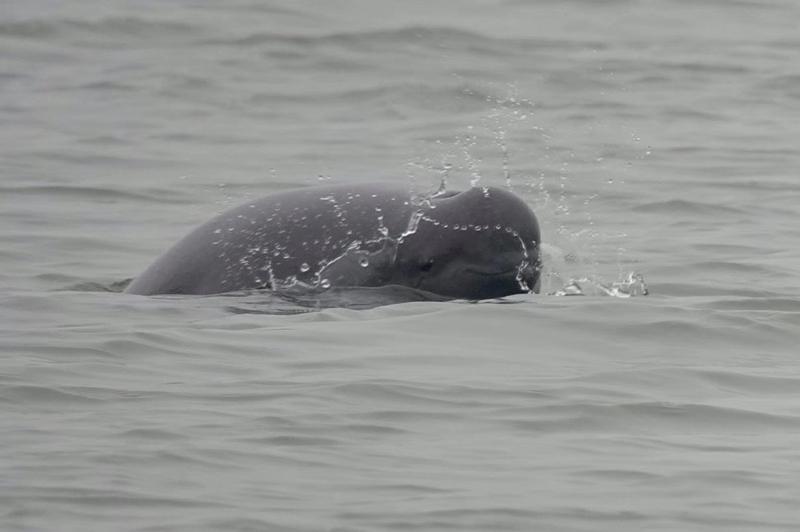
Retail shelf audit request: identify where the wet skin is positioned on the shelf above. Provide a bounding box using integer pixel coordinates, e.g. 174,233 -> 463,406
125,183 -> 541,300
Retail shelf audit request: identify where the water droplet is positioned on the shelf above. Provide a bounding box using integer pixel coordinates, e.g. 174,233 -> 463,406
359,257 -> 369,268
320,279 -> 331,289
299,263 -> 310,273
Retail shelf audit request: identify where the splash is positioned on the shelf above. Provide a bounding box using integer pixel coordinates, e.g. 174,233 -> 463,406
551,272 -> 649,298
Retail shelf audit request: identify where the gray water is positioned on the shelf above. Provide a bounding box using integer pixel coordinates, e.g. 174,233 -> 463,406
3,1 -> 800,530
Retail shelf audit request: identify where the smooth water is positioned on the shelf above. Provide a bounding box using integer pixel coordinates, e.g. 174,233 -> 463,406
2,1 -> 800,530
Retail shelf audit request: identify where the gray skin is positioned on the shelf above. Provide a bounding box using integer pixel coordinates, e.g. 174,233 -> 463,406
125,183 -> 542,300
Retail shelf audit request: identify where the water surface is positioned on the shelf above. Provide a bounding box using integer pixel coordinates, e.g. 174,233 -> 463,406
2,1 -> 800,530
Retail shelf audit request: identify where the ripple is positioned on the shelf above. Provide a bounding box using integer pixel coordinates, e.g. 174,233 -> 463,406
0,16 -> 201,45
2,487 -> 221,509
508,401 -> 800,434
0,385 -> 101,404
698,298 -> 800,312
0,185 -> 192,204
244,435 -> 341,447
632,199 -> 747,216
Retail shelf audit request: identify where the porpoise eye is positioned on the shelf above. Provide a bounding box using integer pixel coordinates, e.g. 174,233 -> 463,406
419,259 -> 435,272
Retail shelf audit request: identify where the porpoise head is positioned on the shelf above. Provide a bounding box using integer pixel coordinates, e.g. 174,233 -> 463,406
392,186 -> 541,300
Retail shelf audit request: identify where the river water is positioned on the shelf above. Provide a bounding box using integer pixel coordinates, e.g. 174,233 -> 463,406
2,1 -> 800,530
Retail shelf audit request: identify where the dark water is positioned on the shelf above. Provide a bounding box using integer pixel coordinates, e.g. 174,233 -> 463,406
2,1 -> 800,530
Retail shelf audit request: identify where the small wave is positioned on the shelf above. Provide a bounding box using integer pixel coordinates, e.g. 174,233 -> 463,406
0,16 -> 200,44
223,285 -> 450,314
73,81 -> 139,93
7,487 -> 219,509
339,423 -> 408,436
659,106 -> 728,121
339,506 -> 644,529
0,385 -> 102,404
352,482 -> 448,494
210,24 -> 604,56
687,261 -> 770,274
61,279 -> 132,293
654,283 -> 779,298
247,82 -> 517,118
117,428 -> 188,440
767,38 -> 800,50
580,367 -> 800,401
698,298 -> 800,312
211,26 -> 495,51
205,518 -> 312,531
0,185 -> 192,204
508,401 -> 800,434
332,381 -> 470,407
697,369 -> 800,396
655,60 -> 751,75
245,435 -> 341,447
711,179 -> 800,192
756,74 -> 800,100
632,199 -> 746,216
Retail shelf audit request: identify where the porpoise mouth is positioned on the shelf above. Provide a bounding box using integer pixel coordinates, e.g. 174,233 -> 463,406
465,262 -> 539,293
463,266 -> 519,277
